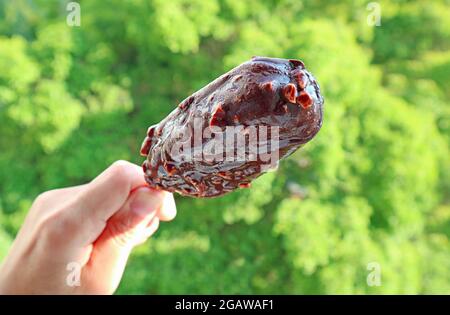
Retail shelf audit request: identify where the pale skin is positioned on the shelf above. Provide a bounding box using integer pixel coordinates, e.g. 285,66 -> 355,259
0,160 -> 176,294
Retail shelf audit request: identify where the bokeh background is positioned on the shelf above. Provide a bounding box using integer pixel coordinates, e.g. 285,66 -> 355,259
0,0 -> 449,294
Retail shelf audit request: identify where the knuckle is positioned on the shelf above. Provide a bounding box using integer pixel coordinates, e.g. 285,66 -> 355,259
39,211 -> 76,245
32,191 -> 54,208
111,160 -> 133,171
109,160 -> 133,185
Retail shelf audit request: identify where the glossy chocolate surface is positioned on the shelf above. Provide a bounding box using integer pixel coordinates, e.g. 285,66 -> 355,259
140,56 -> 324,197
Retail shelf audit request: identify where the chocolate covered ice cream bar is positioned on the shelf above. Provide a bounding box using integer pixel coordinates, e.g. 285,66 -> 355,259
140,56 -> 324,197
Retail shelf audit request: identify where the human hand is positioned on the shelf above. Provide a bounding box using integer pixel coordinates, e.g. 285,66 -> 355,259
0,160 -> 176,294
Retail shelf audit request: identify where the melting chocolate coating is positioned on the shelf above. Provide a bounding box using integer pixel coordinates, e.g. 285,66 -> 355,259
140,56 -> 324,197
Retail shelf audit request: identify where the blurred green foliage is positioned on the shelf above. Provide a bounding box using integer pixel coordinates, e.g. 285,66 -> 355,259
0,0 -> 449,294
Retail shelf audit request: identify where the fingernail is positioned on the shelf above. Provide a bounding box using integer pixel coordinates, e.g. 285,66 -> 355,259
130,187 -> 164,218
159,192 -> 177,221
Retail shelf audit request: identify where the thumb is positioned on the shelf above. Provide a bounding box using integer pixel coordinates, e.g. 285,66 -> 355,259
84,187 -> 166,292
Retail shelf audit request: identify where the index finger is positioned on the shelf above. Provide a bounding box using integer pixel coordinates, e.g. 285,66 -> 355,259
78,160 -> 148,223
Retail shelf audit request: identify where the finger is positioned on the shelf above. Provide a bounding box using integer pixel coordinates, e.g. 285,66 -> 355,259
84,187 -> 165,292
79,160 -> 148,222
63,161 -> 148,243
157,192 -> 177,222
145,217 -> 160,238
135,217 -> 160,246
